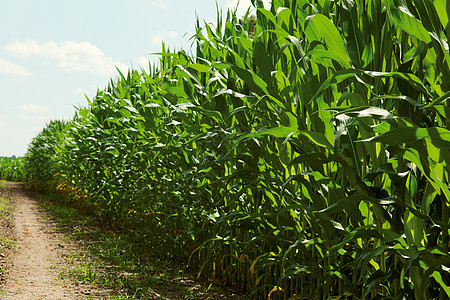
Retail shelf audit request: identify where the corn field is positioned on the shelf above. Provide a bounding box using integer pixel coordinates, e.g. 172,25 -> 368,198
24,0 -> 449,298
0,156 -> 27,182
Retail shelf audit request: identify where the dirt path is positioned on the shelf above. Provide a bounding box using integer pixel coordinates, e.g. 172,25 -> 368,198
1,182 -> 111,299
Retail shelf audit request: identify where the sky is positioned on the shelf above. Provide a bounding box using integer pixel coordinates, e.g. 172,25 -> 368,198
0,0 -> 270,157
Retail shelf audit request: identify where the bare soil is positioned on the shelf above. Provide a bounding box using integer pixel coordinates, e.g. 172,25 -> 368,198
0,182 -> 113,299
0,182 -> 245,300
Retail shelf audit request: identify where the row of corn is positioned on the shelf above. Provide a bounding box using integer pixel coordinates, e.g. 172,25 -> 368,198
22,0 -> 449,299
0,156 -> 26,182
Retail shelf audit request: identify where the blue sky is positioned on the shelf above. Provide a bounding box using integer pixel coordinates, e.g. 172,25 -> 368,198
0,0 -> 269,157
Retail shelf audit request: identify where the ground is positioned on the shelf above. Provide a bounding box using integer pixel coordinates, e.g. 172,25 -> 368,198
0,181 -> 114,299
0,181 -> 246,299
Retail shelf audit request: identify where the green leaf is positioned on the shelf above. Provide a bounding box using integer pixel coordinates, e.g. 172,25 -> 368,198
431,271 -> 450,298
307,48 -> 352,68
362,70 -> 430,96
299,130 -> 334,150
328,226 -> 384,256
361,126 -> 450,148
231,65 -> 268,95
253,41 -> 274,82
195,108 -> 223,122
257,8 -> 278,26
124,105 -> 138,114
434,0 -> 449,29
363,270 -> 389,299
304,14 -> 351,68
288,152 -> 333,167
186,63 -> 210,72
420,257 -> 450,297
311,69 -> 360,101
332,106 -> 397,120
252,127 -> 298,138
433,105 -> 450,121
318,193 -> 394,215
341,0 -> 364,68
387,0 -> 432,43
421,91 -> 450,109
313,69 -> 431,101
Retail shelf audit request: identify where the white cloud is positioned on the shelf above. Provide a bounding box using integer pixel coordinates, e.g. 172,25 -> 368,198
31,125 -> 45,134
0,115 -> 6,127
19,104 -> 52,123
21,114 -> 48,122
132,56 -> 152,71
134,56 -> 150,67
130,55 -> 163,74
138,0 -> 166,8
227,0 -> 271,15
1,127 -> 19,135
5,40 -> 128,77
0,59 -> 31,77
149,0 -> 166,8
0,114 -> 46,156
151,30 -> 180,46
76,85 -> 105,99
19,103 -> 50,114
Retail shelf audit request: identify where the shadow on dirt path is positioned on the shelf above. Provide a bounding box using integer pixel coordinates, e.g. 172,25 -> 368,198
1,182 -> 113,299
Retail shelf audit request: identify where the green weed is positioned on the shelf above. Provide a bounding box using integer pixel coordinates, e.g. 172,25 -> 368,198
0,190 -> 15,280
38,192 -> 242,299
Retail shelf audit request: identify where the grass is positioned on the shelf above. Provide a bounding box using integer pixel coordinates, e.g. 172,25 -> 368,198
0,182 -> 15,282
37,191 -> 245,299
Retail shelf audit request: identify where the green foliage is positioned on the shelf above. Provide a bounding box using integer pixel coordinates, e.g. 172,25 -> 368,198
25,120 -> 68,191
0,156 -> 27,182
0,184 -> 15,280
25,0 -> 450,299
40,194 -> 241,299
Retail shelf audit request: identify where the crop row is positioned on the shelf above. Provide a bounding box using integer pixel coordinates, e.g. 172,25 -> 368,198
24,0 -> 449,299
0,156 -> 27,182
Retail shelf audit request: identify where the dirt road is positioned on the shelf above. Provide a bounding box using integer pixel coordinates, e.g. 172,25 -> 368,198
1,182 -> 111,299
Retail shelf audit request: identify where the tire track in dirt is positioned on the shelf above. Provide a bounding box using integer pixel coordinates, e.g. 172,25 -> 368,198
1,182 -> 111,299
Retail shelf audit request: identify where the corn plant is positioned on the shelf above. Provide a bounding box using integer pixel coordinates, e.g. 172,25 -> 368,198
0,156 -> 27,182
25,120 -> 68,191
25,0 -> 449,298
